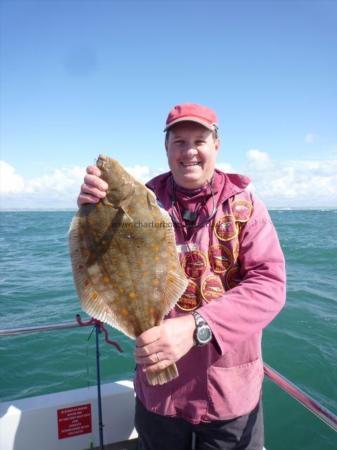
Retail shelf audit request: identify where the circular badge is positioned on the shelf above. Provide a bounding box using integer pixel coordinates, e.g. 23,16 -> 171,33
214,215 -> 238,241
225,265 -> 242,290
177,279 -> 201,311
201,275 -> 225,303
208,244 -> 233,274
182,251 -> 208,279
232,200 -> 253,222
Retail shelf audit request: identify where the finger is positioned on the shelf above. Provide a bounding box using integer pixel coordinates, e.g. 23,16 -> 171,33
136,326 -> 161,348
134,341 -> 160,359
77,193 -> 102,206
84,174 -> 108,191
143,359 -> 173,374
81,183 -> 107,199
86,165 -> 102,176
135,351 -> 162,366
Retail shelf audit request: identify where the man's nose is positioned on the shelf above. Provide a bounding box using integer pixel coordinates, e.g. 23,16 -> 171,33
182,144 -> 198,155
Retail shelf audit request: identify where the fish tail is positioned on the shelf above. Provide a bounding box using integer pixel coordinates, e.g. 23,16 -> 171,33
145,363 -> 179,386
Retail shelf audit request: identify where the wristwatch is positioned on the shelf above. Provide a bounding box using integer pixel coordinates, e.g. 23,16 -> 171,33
192,311 -> 212,346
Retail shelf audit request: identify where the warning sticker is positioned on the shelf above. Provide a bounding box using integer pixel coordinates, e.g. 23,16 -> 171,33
57,404 -> 92,439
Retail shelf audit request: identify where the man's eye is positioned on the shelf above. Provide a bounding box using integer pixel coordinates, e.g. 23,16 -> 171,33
196,141 -> 205,146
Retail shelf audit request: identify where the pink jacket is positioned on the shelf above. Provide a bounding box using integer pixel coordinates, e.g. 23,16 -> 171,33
134,170 -> 286,424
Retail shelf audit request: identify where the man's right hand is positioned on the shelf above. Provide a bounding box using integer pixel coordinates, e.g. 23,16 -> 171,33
77,165 -> 109,207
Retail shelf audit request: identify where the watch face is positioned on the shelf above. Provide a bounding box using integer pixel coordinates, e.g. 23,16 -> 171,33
197,326 -> 212,344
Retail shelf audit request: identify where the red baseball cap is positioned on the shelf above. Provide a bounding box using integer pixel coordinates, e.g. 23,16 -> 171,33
164,103 -> 218,132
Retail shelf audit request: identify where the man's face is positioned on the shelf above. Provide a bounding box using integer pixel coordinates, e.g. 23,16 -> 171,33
165,122 -> 220,189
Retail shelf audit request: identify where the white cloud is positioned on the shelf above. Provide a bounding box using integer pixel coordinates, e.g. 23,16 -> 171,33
247,149 -> 273,170
25,166 -> 85,194
244,149 -> 337,207
0,162 -> 86,209
0,162 -> 154,210
305,133 -> 318,144
216,162 -> 235,173
0,161 -> 25,193
125,165 -> 150,182
0,161 -> 85,197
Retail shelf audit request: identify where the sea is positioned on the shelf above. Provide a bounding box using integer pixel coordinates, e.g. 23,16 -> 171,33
0,210 -> 336,450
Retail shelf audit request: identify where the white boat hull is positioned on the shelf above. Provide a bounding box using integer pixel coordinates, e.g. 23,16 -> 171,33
0,380 -> 137,450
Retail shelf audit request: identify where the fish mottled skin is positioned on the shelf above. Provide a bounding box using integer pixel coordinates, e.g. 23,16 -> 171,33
69,155 -> 188,385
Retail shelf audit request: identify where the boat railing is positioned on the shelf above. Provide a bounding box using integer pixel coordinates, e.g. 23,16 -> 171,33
1,319 -> 337,434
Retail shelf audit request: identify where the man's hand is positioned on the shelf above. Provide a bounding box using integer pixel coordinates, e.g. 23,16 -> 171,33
134,315 -> 195,375
77,165 -> 109,207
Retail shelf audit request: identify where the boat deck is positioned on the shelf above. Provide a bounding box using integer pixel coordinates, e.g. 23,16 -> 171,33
93,439 -> 137,449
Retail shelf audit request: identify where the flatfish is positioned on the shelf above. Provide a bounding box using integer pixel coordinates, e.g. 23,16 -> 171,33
69,155 -> 188,385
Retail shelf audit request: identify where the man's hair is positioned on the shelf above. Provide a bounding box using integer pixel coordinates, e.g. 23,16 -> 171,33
165,127 -> 219,144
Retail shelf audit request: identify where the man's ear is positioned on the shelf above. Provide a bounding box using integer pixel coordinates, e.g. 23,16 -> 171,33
215,138 -> 220,151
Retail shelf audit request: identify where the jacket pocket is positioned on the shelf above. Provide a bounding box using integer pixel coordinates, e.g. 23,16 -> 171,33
207,357 -> 264,420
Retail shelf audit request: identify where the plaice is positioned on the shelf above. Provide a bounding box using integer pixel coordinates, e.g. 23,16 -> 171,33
69,155 -> 188,385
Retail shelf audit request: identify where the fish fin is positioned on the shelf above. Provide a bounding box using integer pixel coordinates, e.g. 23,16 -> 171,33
101,197 -> 115,208
69,217 -> 113,323
160,211 -> 188,315
120,207 -> 133,223
69,217 -> 110,320
71,260 -> 132,336
146,189 -> 158,209
119,193 -> 133,210
68,214 -> 78,234
162,269 -> 188,316
146,363 -> 179,386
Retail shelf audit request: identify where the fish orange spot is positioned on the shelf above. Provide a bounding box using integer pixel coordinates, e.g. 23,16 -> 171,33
91,292 -> 98,301
143,271 -> 149,276
121,308 -> 129,316
154,256 -> 160,262
103,275 -> 110,284
129,291 -> 136,299
119,287 -> 125,294
152,279 -> 160,287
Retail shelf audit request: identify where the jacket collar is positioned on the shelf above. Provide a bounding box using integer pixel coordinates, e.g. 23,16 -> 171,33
146,169 -> 251,209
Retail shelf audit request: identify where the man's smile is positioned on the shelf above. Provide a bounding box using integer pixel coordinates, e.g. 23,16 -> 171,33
180,161 -> 201,167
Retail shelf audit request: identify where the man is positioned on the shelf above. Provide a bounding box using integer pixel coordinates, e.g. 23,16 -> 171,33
78,103 -> 286,449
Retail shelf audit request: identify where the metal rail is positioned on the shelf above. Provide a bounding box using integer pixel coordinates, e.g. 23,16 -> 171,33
264,363 -> 337,432
0,321 -> 89,336
0,321 -> 336,433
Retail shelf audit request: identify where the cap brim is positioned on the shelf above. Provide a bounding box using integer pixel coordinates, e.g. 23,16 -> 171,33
164,117 -> 217,132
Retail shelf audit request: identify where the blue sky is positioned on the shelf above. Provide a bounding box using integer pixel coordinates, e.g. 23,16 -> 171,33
1,0 -> 336,209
